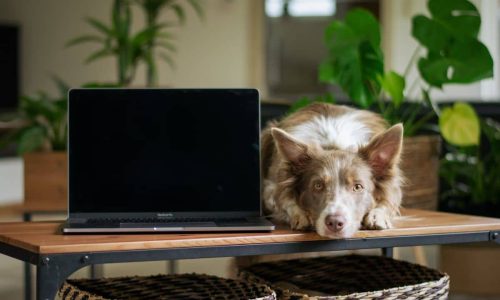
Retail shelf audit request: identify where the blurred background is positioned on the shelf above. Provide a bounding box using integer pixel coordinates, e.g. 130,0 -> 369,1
0,0 -> 499,299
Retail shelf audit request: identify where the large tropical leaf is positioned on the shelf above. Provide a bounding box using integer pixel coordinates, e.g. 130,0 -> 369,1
320,9 -> 384,108
412,0 -> 493,88
379,71 -> 405,108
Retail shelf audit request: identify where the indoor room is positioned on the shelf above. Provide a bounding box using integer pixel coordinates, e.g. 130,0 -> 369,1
0,0 -> 499,299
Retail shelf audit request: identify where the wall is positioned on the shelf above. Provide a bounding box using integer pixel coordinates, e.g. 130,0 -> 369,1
0,0 -> 259,96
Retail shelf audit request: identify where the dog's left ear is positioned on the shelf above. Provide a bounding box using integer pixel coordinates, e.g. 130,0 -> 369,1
359,124 -> 403,178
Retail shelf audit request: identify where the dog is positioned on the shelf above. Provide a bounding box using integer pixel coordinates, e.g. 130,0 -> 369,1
261,103 -> 403,238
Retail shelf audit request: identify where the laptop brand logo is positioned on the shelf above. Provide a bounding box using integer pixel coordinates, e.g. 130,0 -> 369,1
157,213 -> 174,217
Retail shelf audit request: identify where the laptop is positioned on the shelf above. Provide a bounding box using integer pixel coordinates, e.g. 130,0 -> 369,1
62,88 -> 275,233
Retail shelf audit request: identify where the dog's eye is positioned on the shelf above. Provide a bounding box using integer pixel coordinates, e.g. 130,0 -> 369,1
313,181 -> 324,190
353,183 -> 364,192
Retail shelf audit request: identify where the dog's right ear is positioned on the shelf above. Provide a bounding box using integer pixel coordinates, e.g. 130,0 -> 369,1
271,128 -> 311,166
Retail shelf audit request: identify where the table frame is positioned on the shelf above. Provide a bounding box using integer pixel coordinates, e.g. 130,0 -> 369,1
1,229 -> 499,300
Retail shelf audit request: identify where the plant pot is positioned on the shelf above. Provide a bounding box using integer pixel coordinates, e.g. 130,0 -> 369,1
401,135 -> 441,210
23,151 -> 67,212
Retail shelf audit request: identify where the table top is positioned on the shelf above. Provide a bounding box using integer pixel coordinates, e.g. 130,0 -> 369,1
1,209 -> 500,255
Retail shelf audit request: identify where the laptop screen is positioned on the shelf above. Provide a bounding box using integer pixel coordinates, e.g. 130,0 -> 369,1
69,89 -> 260,214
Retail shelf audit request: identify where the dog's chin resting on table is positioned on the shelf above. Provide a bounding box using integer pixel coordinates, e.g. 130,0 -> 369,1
230,103 -> 404,274
262,103 -> 404,239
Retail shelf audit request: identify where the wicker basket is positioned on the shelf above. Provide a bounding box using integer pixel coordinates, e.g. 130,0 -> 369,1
57,273 -> 276,300
239,255 -> 449,300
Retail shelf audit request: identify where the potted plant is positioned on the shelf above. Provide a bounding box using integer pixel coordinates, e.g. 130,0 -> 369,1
440,115 -> 500,216
291,0 -> 493,210
0,79 -> 69,211
66,0 -> 203,87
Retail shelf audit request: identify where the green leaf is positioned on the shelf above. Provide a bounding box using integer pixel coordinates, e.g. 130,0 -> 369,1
321,9 -> 384,108
412,0 -> 493,88
85,47 -> 114,64
439,102 -> 480,146
428,0 -> 480,38
171,4 -> 186,24
187,0 -> 204,20
379,71 -> 405,108
17,126 -> 46,154
288,97 -> 312,114
51,76 -> 71,98
344,8 -> 380,47
417,39 -> 493,87
159,52 -> 176,69
156,40 -> 177,52
412,15 -> 451,53
85,17 -> 113,36
65,35 -> 104,47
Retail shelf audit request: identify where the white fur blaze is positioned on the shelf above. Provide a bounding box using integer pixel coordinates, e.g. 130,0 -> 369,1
288,112 -> 373,150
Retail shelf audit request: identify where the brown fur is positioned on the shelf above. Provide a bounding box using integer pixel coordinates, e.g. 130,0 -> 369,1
232,103 -> 404,272
262,103 -> 403,237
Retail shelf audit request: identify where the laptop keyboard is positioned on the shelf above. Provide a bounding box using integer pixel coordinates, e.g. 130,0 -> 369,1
86,217 -> 246,225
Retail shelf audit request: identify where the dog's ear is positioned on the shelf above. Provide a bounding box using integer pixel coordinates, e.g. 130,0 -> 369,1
271,128 -> 311,166
359,124 -> 403,178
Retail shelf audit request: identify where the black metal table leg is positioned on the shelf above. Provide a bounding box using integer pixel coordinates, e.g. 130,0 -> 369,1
168,260 -> 178,274
381,247 -> 393,258
90,264 -> 103,278
23,212 -> 32,300
36,254 -> 87,300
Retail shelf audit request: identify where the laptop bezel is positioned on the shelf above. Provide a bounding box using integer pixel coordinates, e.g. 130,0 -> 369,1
67,88 -> 262,221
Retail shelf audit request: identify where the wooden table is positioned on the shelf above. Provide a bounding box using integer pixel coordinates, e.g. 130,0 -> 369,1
1,209 -> 500,300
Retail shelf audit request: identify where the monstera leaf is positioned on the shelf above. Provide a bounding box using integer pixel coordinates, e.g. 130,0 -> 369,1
319,9 -> 384,108
412,0 -> 493,88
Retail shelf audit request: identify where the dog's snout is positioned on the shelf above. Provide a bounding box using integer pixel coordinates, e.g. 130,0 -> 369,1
325,214 -> 346,232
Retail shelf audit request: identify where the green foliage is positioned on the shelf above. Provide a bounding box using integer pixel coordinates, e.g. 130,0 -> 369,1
312,0 -> 493,144
0,80 -> 69,154
412,0 -> 493,88
439,102 -> 480,146
67,0 -> 203,87
440,118 -> 500,206
319,9 -> 384,108
0,79 -> 120,155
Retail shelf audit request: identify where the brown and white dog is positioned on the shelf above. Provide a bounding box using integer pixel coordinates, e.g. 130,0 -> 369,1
262,103 -> 403,238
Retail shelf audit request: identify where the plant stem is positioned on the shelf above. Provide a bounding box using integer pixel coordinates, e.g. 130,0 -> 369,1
403,45 -> 422,79
422,87 -> 441,116
406,110 -> 435,136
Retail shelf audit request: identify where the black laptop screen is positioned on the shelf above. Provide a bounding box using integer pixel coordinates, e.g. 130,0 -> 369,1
69,89 -> 260,214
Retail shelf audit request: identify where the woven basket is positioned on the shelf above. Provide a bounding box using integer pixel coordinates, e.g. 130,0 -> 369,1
57,273 -> 276,300
239,255 -> 449,300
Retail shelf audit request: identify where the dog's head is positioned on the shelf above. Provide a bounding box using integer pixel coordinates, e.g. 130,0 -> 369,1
271,124 -> 403,238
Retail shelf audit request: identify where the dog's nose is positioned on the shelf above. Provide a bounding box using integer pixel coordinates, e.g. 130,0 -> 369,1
325,214 -> 346,232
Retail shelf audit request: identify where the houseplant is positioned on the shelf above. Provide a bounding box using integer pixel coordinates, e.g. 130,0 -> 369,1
66,0 -> 203,87
0,80 -> 119,211
440,115 -> 500,216
293,0 -> 493,210
0,79 -> 69,210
